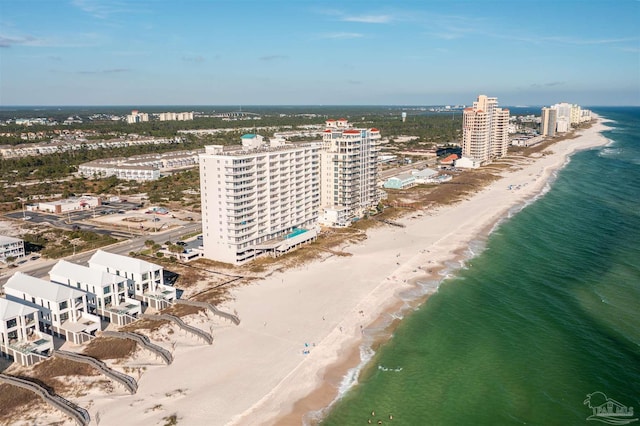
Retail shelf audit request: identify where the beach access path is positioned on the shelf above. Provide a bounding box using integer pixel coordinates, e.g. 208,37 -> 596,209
80,119 -> 610,426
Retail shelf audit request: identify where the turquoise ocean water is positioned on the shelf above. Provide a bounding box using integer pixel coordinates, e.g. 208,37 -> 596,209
319,107 -> 640,425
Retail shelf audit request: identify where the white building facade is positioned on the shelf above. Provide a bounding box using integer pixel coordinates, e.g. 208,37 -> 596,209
199,134 -> 321,264
126,110 -> 149,124
49,260 -> 142,326
88,250 -> 176,310
462,95 -> 510,165
319,119 -> 380,226
37,196 -> 101,214
0,236 -> 25,262
0,298 -> 54,366
159,112 -> 194,121
4,272 -> 101,344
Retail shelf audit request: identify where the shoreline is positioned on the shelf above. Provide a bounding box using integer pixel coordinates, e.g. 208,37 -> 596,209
17,118 -> 610,426
269,117 -> 612,425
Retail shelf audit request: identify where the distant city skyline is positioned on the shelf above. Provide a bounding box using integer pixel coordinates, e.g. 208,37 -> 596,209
1,0 -> 638,106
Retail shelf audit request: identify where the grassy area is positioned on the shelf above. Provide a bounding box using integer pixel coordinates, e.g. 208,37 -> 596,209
31,357 -> 98,381
22,228 -> 118,259
83,337 -> 138,360
0,383 -> 45,424
121,317 -> 170,333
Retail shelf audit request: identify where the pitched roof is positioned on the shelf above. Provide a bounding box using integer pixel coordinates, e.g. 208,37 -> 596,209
49,260 -> 126,287
441,154 -> 459,162
0,297 -> 38,320
89,250 -> 161,274
0,235 -> 23,245
5,272 -> 86,302
412,168 -> 438,178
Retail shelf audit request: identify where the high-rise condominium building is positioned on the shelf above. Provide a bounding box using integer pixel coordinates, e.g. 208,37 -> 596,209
462,95 -> 510,165
159,112 -> 194,121
319,119 -> 380,226
541,107 -> 557,137
126,110 -> 149,124
199,135 -> 320,264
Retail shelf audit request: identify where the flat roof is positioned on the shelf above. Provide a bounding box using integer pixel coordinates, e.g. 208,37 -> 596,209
0,235 -> 23,245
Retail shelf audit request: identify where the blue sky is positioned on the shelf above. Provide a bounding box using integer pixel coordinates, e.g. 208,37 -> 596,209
1,0 -> 638,106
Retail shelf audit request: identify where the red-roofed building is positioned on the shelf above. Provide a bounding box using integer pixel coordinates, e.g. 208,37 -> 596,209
440,154 -> 459,165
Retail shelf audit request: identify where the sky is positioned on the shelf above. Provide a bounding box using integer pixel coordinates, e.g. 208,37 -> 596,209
0,0 -> 639,106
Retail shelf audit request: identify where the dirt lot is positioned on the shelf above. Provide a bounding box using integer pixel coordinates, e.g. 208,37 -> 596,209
87,208 -> 200,234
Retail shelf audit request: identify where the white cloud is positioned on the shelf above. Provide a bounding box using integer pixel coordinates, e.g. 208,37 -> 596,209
0,34 -> 44,48
259,55 -> 288,62
70,0 -> 136,19
319,32 -> 364,39
342,14 -> 392,24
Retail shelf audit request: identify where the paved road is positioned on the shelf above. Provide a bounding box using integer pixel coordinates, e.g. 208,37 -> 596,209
0,222 -> 201,287
5,201 -> 146,235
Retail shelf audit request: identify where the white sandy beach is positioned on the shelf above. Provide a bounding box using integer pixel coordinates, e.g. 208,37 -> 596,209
38,119 -> 610,426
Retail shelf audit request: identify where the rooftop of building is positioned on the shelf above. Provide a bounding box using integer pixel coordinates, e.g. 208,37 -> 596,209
0,297 -> 39,320
50,260 -> 127,287
89,250 -> 162,275
5,272 -> 86,303
0,235 -> 23,245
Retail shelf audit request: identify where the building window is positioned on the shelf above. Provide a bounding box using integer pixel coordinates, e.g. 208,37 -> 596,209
59,301 -> 68,310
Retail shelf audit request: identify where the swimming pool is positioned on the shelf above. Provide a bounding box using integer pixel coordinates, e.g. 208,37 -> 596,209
285,228 -> 308,239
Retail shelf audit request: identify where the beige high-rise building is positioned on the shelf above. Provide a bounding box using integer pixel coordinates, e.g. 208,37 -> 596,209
462,95 -> 510,165
199,135 -> 320,264
541,107 -> 557,137
319,119 -> 380,226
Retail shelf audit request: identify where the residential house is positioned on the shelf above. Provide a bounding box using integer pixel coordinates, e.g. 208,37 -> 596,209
0,298 -> 53,366
49,260 -> 142,326
4,272 -> 100,344
0,236 -> 25,262
88,250 -> 176,310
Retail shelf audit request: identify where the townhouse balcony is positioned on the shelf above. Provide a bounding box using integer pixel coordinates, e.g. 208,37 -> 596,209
104,297 -> 142,317
60,312 -> 101,336
6,331 -> 53,355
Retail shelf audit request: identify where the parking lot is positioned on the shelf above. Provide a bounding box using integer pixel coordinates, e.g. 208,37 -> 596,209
4,201 -> 200,236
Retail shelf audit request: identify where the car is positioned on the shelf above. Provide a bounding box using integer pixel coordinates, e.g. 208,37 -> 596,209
197,235 -> 203,240
30,256 -> 39,261
176,241 -> 187,246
